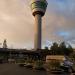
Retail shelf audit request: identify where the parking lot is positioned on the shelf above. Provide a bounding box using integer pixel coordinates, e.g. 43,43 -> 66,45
0,64 -> 47,75
0,64 -> 73,75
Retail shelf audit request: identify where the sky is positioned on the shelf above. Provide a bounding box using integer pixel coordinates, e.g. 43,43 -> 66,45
0,0 -> 75,49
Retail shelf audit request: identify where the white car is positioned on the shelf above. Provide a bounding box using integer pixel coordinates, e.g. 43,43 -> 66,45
60,60 -> 73,72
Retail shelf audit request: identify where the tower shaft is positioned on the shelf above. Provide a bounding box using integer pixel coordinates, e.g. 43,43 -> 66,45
34,14 -> 42,50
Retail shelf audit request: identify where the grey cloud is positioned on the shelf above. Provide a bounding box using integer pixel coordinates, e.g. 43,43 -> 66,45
0,0 -> 75,48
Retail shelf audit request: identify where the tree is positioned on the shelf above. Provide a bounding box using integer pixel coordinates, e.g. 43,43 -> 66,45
59,42 -> 73,56
67,44 -> 73,56
50,41 -> 73,55
50,42 -> 59,55
59,42 -> 66,55
3,39 -> 7,49
44,46 -> 48,50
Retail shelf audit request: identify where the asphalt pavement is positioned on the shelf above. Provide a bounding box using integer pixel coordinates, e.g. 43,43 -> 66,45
0,64 -> 47,75
0,64 -> 73,75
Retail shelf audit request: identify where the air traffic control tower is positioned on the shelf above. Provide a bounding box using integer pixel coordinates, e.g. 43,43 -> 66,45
31,0 -> 48,50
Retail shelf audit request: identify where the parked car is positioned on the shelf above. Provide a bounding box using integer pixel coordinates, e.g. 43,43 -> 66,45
60,60 -> 73,73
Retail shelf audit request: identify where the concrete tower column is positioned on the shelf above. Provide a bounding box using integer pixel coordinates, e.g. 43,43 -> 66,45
34,14 -> 42,50
30,0 -> 48,50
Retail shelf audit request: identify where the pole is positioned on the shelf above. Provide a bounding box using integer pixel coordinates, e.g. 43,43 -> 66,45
34,14 -> 42,50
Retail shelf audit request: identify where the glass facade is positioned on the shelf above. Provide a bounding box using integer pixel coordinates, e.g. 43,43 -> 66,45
31,1 -> 47,10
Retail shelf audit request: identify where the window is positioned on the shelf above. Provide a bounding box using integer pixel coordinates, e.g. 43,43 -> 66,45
31,1 -> 47,10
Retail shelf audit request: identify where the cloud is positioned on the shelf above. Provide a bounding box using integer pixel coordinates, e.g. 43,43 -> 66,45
0,0 -> 34,48
42,0 -> 75,47
0,0 -> 75,48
